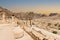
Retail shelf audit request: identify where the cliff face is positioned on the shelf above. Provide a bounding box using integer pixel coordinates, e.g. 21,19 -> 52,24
0,7 -> 13,17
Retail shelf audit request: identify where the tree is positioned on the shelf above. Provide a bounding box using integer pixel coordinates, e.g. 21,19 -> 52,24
27,12 -> 34,26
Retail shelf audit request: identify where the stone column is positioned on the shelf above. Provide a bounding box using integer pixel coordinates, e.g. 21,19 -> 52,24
12,15 -> 17,25
2,12 -> 6,23
12,15 -> 15,24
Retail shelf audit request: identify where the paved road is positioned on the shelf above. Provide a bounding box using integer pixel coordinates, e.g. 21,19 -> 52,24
0,24 -> 15,40
0,24 -> 33,40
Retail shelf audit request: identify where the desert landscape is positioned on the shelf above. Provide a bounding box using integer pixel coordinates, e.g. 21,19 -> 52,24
0,7 -> 60,40
0,0 -> 60,40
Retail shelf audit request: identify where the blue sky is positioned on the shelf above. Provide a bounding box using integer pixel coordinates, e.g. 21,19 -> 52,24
0,0 -> 60,13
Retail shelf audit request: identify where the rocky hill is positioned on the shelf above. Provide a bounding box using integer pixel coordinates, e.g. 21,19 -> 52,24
0,7 -> 60,20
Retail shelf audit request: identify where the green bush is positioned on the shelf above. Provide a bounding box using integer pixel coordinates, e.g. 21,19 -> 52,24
58,25 -> 60,27
43,38 -> 48,40
58,28 -> 60,30
54,24 -> 58,26
48,23 -> 51,26
52,31 -> 57,34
